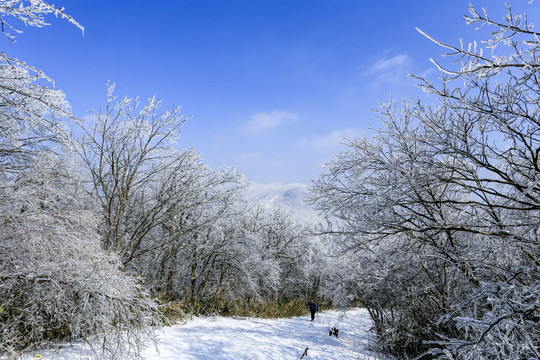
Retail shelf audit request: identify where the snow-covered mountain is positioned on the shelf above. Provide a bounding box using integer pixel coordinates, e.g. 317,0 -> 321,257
245,181 -> 322,224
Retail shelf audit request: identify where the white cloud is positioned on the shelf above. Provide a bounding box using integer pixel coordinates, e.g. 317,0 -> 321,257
370,54 -> 410,72
303,128 -> 362,149
364,53 -> 412,89
243,110 -> 298,134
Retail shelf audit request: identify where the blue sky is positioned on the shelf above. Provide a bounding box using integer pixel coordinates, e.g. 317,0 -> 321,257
5,0 -> 525,184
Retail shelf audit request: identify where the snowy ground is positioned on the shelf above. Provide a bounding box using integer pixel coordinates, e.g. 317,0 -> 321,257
16,308 -> 378,360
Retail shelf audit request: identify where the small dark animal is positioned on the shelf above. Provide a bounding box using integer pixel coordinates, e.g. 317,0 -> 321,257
329,327 -> 339,338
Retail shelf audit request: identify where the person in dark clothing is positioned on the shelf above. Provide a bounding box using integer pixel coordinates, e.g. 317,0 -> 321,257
307,299 -> 318,321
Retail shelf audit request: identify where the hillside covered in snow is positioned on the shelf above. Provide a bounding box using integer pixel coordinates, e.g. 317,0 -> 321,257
245,181 -> 322,224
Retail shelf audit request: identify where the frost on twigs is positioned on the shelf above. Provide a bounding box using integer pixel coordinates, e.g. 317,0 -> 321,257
0,51 -> 72,174
417,3 -> 540,80
0,2 -> 81,172
0,0 -> 83,41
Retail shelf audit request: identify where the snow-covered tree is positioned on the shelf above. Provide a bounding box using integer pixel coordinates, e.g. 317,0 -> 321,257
76,86 -> 256,306
224,203 -> 318,304
309,2 -> 540,359
141,151 -> 244,302
151,197 -> 318,314
0,4 -> 164,358
77,84 -> 191,259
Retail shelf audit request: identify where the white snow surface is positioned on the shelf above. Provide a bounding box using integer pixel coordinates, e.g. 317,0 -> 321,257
19,308 -> 378,360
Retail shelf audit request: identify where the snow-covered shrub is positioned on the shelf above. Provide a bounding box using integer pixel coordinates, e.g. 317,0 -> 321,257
0,155 -> 163,358
425,275 -> 540,360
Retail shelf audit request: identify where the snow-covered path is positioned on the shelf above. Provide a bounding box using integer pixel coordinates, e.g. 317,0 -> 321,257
19,308 -> 378,360
143,308 -> 376,360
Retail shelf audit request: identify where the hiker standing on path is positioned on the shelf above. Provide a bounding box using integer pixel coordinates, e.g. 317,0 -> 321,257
307,299 -> 318,321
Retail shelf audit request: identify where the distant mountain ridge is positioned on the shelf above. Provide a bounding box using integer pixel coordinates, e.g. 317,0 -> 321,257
244,181 -> 321,223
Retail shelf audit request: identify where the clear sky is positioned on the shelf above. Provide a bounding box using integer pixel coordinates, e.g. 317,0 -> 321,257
5,0 -> 529,184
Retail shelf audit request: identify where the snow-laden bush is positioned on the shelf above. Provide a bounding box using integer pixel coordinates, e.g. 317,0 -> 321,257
0,155 -> 163,358
425,271 -> 540,360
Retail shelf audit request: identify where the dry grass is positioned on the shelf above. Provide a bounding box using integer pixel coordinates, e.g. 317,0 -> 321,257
160,299 -> 332,321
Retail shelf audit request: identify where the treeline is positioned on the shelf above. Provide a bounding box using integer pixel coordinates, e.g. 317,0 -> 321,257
309,3 -> 540,359
0,4 -> 323,358
75,85 -> 322,312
